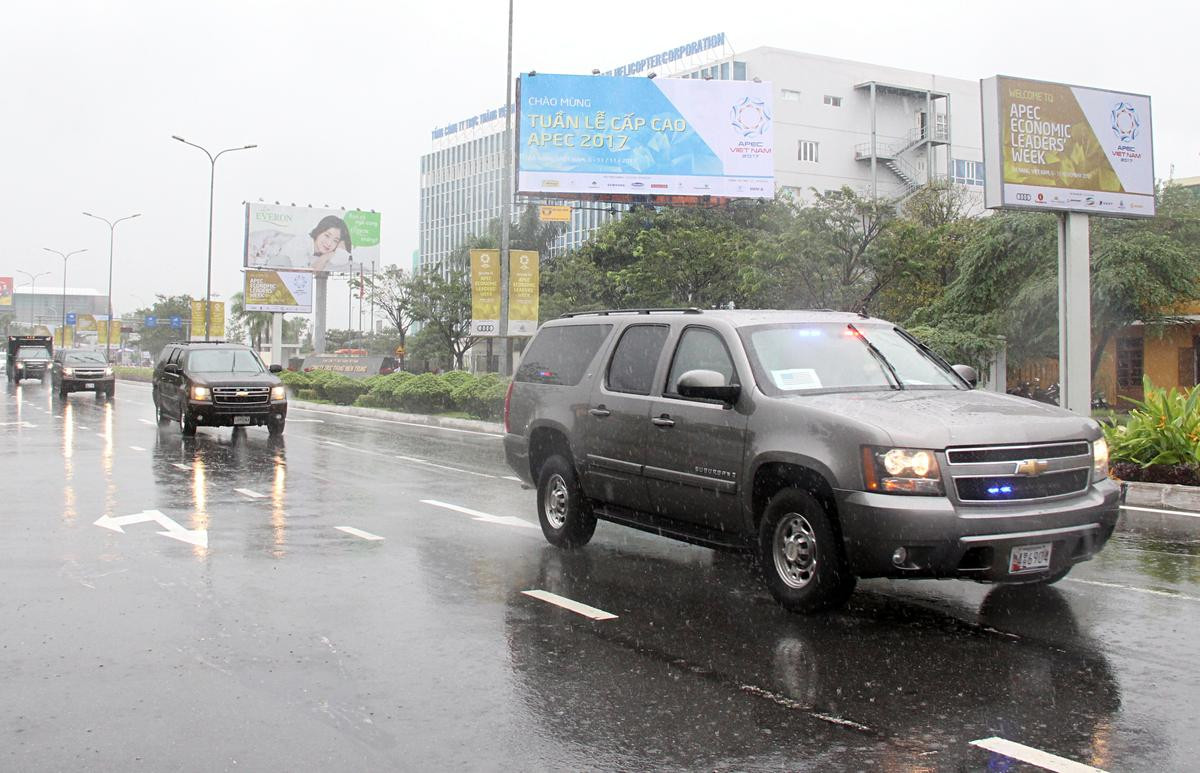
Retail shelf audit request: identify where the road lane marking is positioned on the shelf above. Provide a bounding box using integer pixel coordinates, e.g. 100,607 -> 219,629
95,433 -> 106,439
335,526 -> 385,541
521,589 -> 617,621
139,419 -> 156,425
172,463 -> 192,471
77,425 -> 89,430
287,418 -> 325,423
235,488 -> 266,499
397,455 -> 497,478
291,405 -> 502,438
1064,577 -> 1200,602
94,509 -> 208,548
970,737 -> 1106,773
1120,504 -> 1200,519
130,446 -> 146,452
421,499 -> 537,530
738,685 -> 873,732
503,475 -> 523,482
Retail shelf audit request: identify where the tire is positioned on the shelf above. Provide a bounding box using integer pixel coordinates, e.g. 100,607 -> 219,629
536,455 -> 597,548
154,398 -> 171,425
105,385 -> 115,400
758,488 -> 856,613
268,416 -> 285,437
179,406 -> 197,436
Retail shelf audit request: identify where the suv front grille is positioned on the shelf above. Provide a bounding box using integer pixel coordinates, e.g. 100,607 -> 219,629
72,369 -> 107,379
211,386 -> 270,405
946,441 -> 1092,504
946,442 -> 1089,465
955,470 -> 1091,502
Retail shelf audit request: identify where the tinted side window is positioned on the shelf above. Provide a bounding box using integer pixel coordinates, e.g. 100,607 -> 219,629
606,325 -> 669,395
666,327 -> 737,395
515,324 -> 613,386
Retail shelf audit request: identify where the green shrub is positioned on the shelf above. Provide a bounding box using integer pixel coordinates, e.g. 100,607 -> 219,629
296,388 -> 319,401
450,374 -> 510,420
114,366 -> 153,382
437,370 -> 475,391
315,373 -> 368,405
395,372 -> 453,414
280,370 -> 314,391
1103,376 -> 1200,467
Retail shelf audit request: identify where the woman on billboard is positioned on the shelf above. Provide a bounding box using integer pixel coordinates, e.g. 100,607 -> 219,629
248,214 -> 353,272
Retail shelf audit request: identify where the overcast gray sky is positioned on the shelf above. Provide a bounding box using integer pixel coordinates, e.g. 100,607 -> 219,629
4,0 -> 1195,329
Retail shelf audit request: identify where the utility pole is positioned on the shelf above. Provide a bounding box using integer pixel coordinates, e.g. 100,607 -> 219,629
15,270 -> 51,329
82,211 -> 141,362
499,0 -> 514,376
43,248 -> 88,346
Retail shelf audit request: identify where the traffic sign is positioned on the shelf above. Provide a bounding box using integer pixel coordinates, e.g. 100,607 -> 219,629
169,316 -> 182,329
65,312 -> 77,325
144,315 -> 157,328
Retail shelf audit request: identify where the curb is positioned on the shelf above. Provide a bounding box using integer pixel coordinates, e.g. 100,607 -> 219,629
1117,480 -> 1200,538
288,399 -> 504,435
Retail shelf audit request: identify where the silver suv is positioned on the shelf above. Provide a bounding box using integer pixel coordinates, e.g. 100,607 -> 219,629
503,309 -> 1120,613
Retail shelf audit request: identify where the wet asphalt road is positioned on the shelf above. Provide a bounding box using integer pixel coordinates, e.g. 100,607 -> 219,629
3,378 -> 1200,771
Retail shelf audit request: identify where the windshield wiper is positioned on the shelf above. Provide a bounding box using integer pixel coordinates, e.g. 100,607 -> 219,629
893,327 -> 966,389
847,323 -> 901,390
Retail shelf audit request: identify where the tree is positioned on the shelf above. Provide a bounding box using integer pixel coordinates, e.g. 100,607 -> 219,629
229,291 -> 273,350
408,267 -> 479,370
131,295 -> 193,358
351,266 -> 416,366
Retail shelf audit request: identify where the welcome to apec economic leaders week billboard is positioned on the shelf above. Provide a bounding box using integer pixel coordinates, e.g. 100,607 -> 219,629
517,73 -> 773,199
982,76 -> 1154,217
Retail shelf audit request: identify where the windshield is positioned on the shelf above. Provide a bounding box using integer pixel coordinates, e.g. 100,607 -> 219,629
17,347 -> 51,360
740,323 -> 963,395
186,349 -> 265,374
65,352 -> 108,365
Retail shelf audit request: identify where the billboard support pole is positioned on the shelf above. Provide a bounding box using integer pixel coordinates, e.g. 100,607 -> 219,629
1057,212 -> 1092,415
498,0 -> 514,377
271,312 -> 283,366
314,273 -> 328,354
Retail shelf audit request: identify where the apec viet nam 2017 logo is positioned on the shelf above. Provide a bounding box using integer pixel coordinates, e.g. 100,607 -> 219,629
1110,102 -> 1140,142
730,97 -> 771,137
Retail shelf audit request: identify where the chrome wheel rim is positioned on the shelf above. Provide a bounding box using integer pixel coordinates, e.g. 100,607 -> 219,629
773,513 -> 818,589
544,474 -> 569,530
179,408 -> 188,433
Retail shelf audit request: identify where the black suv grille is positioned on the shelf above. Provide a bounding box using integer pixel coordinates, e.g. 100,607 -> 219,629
212,386 -> 270,405
955,470 -> 1091,502
72,369 -> 107,379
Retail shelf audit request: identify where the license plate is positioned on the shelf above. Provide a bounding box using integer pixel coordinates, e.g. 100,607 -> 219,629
85,383 -> 95,389
233,416 -> 251,426
1009,542 -> 1052,574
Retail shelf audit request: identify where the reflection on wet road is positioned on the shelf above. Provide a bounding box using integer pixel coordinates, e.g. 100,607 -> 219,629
2,378 -> 1198,770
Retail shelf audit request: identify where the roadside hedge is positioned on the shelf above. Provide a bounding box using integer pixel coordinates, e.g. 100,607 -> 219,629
283,368 -> 509,420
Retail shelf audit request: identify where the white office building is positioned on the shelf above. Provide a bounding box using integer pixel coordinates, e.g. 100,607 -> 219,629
418,36 -> 985,271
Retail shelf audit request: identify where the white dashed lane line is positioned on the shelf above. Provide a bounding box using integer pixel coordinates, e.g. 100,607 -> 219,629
1120,504 -> 1200,519
521,589 -> 618,621
335,526 -> 385,541
129,446 -> 146,452
172,463 -> 192,471
421,499 -> 537,530
970,737 -> 1107,773
235,488 -> 267,499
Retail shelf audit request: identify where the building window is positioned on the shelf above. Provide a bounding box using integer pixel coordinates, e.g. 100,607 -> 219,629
781,89 -> 801,102
733,61 -> 747,81
953,159 -> 985,186
720,62 -> 729,80
1117,337 -> 1144,388
798,140 -> 819,163
823,95 -> 842,107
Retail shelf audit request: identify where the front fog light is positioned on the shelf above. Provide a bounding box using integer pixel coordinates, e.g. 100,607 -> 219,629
863,446 -> 944,496
271,385 -> 286,401
1093,437 -> 1109,481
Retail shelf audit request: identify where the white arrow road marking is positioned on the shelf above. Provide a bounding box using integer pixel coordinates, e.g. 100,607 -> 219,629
235,488 -> 266,499
93,510 -> 208,549
172,463 -> 192,471
521,590 -> 617,621
421,499 -> 537,530
130,446 -> 146,452
335,526 -> 385,541
970,738 -> 1106,773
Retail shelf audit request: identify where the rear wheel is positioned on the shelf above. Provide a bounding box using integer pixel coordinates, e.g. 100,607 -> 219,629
179,406 -> 197,436
536,455 -> 596,548
758,488 -> 856,613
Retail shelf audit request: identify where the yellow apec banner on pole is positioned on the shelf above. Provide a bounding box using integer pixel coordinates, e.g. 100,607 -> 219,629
508,250 -> 539,336
190,300 -> 225,340
96,321 -> 121,346
54,327 -> 74,348
537,205 -> 571,223
469,249 -> 501,337
75,314 -> 96,332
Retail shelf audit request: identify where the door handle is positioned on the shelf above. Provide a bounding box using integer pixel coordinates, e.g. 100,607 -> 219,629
588,406 -> 611,418
651,415 -> 675,428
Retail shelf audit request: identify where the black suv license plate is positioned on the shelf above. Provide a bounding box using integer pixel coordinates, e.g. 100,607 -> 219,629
233,416 -> 251,426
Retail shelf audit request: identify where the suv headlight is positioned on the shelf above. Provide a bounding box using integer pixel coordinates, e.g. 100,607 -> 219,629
270,385 -> 286,401
15,362 -> 23,369
63,367 -> 74,376
862,446 -> 944,496
191,385 -> 211,401
1093,437 -> 1109,482
104,367 -> 113,377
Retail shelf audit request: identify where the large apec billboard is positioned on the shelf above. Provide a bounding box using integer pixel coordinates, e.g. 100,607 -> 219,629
982,76 -> 1154,217
244,204 -> 381,273
517,73 -> 773,199
244,269 -> 314,313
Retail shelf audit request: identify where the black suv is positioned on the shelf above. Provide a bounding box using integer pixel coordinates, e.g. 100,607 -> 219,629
51,349 -> 115,398
152,343 -> 287,436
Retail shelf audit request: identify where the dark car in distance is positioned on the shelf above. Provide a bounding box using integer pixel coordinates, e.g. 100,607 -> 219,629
50,349 -> 115,398
152,343 -> 287,436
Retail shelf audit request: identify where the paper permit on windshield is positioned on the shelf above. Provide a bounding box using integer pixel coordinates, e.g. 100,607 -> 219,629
772,369 -> 822,390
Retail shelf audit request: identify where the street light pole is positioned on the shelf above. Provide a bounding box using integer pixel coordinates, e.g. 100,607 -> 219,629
43,248 -> 88,346
172,135 -> 257,341
15,270 -> 51,329
83,211 -> 141,362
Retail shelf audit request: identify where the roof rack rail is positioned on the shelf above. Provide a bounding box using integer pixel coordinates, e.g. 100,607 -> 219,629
559,308 -> 703,318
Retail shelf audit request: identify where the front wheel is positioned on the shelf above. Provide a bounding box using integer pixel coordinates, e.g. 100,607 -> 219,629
536,455 -> 596,548
267,416 -> 285,437
758,488 -> 856,613
155,398 -> 171,425
179,406 -> 197,436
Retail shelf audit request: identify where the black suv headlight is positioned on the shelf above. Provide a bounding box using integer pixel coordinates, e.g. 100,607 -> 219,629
861,446 -> 944,496
271,385 -> 286,401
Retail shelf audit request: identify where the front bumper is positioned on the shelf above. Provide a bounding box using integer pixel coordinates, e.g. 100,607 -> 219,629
835,478 -> 1121,582
60,376 -> 115,392
187,399 -> 288,427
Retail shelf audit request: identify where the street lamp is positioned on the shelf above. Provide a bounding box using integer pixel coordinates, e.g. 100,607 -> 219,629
15,270 -> 51,329
43,248 -> 88,346
82,211 -> 141,362
172,135 -> 257,341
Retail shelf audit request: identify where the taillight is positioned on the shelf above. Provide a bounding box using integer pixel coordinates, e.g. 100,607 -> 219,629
503,381 -> 514,433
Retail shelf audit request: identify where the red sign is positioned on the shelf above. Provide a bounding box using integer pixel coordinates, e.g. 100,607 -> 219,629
0,276 -> 12,307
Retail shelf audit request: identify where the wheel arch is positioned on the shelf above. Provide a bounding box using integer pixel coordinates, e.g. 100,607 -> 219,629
749,457 -> 843,543
527,422 -> 575,484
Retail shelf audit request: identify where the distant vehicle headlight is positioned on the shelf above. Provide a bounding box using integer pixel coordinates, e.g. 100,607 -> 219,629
62,367 -> 74,376
1093,437 -> 1109,482
862,446 -> 944,496
191,385 -> 211,401
271,385 -> 286,401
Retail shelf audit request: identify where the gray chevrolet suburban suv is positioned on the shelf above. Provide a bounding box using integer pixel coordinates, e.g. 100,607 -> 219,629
503,308 -> 1120,613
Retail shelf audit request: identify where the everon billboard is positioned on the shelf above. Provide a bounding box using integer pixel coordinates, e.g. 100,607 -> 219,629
981,76 -> 1154,217
517,73 -> 774,200
244,204 -> 382,273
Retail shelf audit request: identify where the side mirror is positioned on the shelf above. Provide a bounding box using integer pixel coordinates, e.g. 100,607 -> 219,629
952,364 -> 978,389
269,364 -> 283,373
676,369 -> 741,404
164,363 -> 181,375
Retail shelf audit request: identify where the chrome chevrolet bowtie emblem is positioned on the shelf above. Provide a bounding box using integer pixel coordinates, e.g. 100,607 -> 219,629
1015,459 -> 1049,476
236,390 -> 248,397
